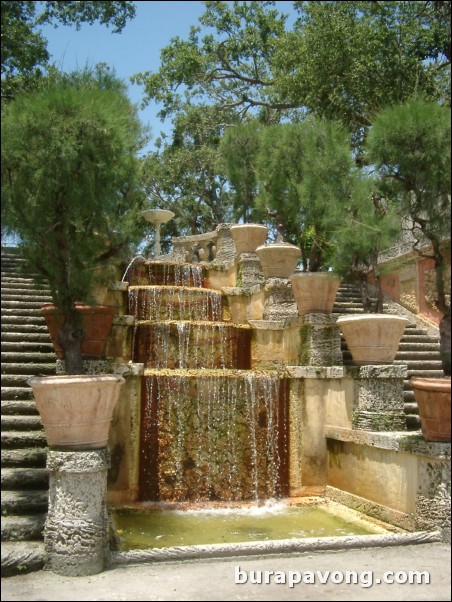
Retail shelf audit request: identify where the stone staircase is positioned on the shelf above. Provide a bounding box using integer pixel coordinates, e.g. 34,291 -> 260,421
334,283 -> 443,431
1,247 -> 56,575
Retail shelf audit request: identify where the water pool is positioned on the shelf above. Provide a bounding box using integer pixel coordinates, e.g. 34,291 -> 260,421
111,500 -> 390,551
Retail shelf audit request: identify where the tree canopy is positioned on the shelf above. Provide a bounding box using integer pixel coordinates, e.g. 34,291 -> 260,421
1,68 -> 146,373
1,0 -> 136,98
135,1 -> 450,149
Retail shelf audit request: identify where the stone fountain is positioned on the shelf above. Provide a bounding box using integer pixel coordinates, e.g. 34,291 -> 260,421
141,208 -> 175,258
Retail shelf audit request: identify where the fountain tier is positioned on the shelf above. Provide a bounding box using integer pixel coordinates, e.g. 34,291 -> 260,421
129,286 -> 223,322
134,321 -> 251,369
140,371 -> 289,502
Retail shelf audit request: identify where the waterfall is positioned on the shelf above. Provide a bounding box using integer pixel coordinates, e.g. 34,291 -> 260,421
129,261 -> 289,502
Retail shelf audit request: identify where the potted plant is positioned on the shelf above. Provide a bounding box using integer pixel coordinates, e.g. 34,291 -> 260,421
1,67 -> 146,447
366,98 -> 451,441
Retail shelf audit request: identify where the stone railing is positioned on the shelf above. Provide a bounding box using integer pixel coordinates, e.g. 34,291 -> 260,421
168,223 -> 237,267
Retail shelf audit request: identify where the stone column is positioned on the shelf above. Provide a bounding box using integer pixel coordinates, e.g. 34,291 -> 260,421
45,449 -> 110,576
237,253 -> 265,287
262,278 -> 298,320
350,365 -> 407,431
298,313 -> 343,366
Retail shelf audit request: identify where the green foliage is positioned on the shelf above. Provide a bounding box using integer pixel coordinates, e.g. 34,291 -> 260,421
133,0 -> 291,122
220,121 -> 265,223
141,104 -> 239,236
1,68 -> 146,372
134,1 -> 450,150
274,1 -> 450,147
366,97 -> 451,372
1,1 -> 136,98
254,119 -> 360,271
366,98 -> 451,247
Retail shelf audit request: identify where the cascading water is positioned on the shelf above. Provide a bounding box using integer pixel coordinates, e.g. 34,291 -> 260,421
129,260 -> 289,503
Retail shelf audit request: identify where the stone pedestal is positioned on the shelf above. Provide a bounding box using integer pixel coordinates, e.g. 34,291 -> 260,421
298,313 -> 343,366
237,253 -> 265,287
45,449 -> 110,576
262,278 -> 297,320
351,365 -> 407,431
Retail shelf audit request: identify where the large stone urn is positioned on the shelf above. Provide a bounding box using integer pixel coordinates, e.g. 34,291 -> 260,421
289,272 -> 341,315
411,377 -> 451,442
28,374 -> 125,576
256,242 -> 301,279
27,374 -> 125,449
41,303 -> 117,359
336,314 -> 409,365
230,224 -> 268,255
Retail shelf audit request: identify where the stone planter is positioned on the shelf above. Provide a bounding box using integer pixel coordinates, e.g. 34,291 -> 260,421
230,224 -> 268,255
411,377 -> 451,442
289,272 -> 341,315
27,375 -> 125,449
336,314 -> 409,365
41,303 -> 117,359
256,242 -> 301,279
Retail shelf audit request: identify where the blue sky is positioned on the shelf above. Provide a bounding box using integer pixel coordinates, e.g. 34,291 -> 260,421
39,1 -> 296,153
39,1 -> 207,150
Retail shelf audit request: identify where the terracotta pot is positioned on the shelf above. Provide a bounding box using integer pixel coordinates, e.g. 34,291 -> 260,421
230,224 -> 268,255
41,304 -> 116,359
256,242 -> 301,279
289,272 -> 341,315
410,377 -> 451,442
27,374 -> 125,449
336,314 -> 409,365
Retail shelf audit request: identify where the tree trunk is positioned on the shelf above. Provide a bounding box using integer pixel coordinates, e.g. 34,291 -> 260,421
56,311 -> 85,375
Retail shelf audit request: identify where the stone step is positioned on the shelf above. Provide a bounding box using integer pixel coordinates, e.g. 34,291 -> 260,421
394,359 -> 444,370
1,351 -> 56,364
1,448 -> 47,469
2,386 -> 35,400
0,285 -> 51,296
333,301 -> 366,308
406,369 -> 445,379
2,374 -> 38,387
398,342 -> 440,351
405,416 -> 421,431
1,325 -> 49,336
1,300 -> 49,310
1,363 -> 56,375
1,415 -> 43,432
1,315 -> 47,325
1,468 -> 48,490
1,515 -> 46,542
1,490 -> 48,515
1,399 -> 39,414
1,430 -> 47,449
2,308 -> 47,318
1,541 -> 45,577
404,402 -> 420,415
1,278 -> 48,288
2,288 -> 52,305
1,332 -> 52,343
1,341 -> 55,353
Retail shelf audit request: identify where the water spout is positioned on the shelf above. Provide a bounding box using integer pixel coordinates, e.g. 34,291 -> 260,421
121,254 -> 146,283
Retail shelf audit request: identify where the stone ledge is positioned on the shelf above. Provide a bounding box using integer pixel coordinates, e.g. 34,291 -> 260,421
287,365 -> 408,379
287,366 -> 345,379
114,362 -> 144,377
112,314 -> 134,326
222,284 -> 263,296
111,531 -> 441,566
326,486 -> 415,531
325,426 -> 451,458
